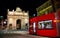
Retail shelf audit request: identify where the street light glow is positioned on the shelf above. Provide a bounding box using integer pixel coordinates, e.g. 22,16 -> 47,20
33,14 -> 35,16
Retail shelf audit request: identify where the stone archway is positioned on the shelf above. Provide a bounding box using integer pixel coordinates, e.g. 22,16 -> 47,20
7,7 -> 29,30
16,19 -> 21,30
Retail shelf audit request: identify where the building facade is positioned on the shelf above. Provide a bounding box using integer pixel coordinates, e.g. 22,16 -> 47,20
7,7 -> 29,30
36,0 -> 60,16
36,0 -> 53,16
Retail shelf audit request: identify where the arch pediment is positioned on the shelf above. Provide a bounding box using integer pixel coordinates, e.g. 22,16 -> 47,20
16,7 -> 22,12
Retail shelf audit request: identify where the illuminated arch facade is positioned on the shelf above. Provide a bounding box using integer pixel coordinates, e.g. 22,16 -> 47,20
7,7 -> 29,30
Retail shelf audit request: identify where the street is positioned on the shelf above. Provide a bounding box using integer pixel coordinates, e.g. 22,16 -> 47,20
0,30 -> 50,38
0,30 -> 58,38
0,34 -> 49,38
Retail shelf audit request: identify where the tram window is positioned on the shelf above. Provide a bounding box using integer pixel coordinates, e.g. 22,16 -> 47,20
38,21 -> 44,29
44,20 -> 52,29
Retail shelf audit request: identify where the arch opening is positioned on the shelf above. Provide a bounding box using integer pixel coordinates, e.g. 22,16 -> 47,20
16,19 -> 21,30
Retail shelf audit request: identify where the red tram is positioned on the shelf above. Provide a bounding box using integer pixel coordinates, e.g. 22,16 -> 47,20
29,17 -> 37,35
29,10 -> 60,37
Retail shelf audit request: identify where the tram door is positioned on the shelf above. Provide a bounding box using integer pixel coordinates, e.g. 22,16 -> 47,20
33,22 -> 36,34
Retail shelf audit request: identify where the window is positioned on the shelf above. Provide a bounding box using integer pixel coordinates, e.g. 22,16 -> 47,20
38,21 -> 44,29
38,20 -> 52,29
44,20 -> 52,29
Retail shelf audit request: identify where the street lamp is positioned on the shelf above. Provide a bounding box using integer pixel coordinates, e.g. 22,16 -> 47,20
33,14 -> 35,17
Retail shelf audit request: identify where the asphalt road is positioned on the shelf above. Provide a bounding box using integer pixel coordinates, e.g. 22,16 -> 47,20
0,34 -> 49,38
0,30 -> 58,38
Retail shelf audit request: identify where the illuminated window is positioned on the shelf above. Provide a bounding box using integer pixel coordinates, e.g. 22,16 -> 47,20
44,20 -> 52,29
38,21 -> 44,29
38,20 -> 52,29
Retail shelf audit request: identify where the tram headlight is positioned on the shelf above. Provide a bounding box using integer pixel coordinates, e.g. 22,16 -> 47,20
54,20 -> 60,22
54,20 -> 56,22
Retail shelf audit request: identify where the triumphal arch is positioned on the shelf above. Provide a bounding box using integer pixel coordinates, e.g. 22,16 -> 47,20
7,7 -> 29,30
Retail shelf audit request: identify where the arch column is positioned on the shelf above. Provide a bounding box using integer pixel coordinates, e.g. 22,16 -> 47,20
21,18 -> 25,29
12,19 -> 16,30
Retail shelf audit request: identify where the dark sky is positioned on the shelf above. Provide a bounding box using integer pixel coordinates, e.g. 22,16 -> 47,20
0,0 -> 47,19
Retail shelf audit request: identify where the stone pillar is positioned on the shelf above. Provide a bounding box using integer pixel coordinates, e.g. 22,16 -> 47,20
12,19 -> 16,30
21,18 -> 25,30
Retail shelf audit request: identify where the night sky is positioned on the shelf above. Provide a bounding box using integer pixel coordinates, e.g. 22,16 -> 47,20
0,0 -> 47,19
